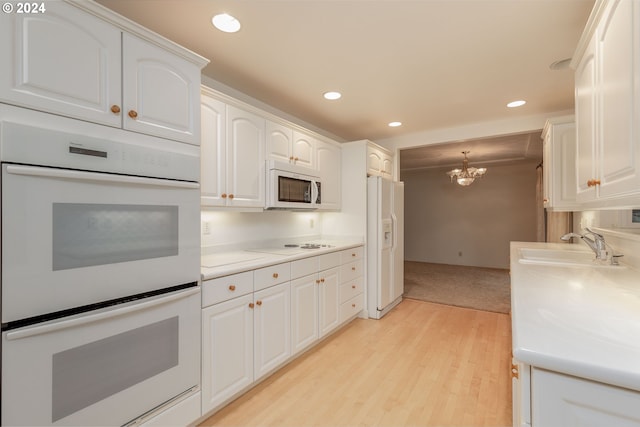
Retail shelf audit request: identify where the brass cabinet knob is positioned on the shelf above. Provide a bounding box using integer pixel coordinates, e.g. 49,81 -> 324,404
587,179 -> 601,187
229,285 -> 236,291
316,279 -> 320,284
221,193 -> 227,199
249,302 -> 254,309
228,194 -> 234,199
294,157 -> 299,161
352,285 -> 356,289
320,278 -> 325,283
511,364 -> 519,379
352,267 -> 356,271
110,105 -> 121,114
352,253 -> 356,257
256,300 -> 262,306
128,110 -> 138,119
289,156 -> 294,161
273,273 -> 279,279
351,303 -> 356,308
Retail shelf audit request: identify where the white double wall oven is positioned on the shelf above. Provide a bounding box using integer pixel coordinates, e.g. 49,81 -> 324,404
0,106 -> 202,426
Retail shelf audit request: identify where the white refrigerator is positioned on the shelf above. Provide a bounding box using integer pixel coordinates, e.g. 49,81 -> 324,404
367,176 -> 404,319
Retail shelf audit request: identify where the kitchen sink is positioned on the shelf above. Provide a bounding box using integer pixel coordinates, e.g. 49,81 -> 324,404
518,247 -> 625,268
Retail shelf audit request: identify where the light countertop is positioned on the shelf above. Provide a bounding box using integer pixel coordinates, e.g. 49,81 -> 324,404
201,238 -> 364,281
511,241 -> 640,391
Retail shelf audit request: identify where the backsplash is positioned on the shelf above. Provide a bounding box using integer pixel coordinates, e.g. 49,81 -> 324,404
200,210 -> 322,248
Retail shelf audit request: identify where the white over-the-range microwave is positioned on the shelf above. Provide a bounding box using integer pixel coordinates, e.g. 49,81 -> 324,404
266,160 -> 321,210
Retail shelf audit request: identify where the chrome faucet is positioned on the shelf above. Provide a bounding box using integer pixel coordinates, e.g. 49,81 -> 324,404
561,227 -> 609,261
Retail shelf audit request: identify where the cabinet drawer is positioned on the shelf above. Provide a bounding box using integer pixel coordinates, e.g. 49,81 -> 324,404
319,251 -> 341,270
291,257 -> 318,280
339,276 -> 363,304
340,246 -> 363,263
341,259 -> 363,283
339,294 -> 363,323
254,263 -> 290,291
202,271 -> 253,307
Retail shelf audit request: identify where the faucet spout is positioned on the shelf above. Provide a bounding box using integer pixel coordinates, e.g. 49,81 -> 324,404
560,228 -> 609,261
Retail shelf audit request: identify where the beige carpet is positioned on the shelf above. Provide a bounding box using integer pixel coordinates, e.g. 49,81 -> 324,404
404,261 -> 511,314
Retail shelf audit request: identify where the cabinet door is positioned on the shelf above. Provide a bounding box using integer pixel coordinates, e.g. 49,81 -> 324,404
597,0 -> 640,199
316,141 -> 342,210
292,131 -> 315,169
290,275 -> 319,356
575,34 -> 598,203
319,267 -> 340,338
381,154 -> 394,178
532,368 -> 640,427
254,283 -> 290,381
0,2 -> 121,127
201,294 -> 254,414
122,33 -> 201,145
201,94 -> 226,207
367,148 -> 383,176
226,105 -> 265,207
266,121 -> 293,163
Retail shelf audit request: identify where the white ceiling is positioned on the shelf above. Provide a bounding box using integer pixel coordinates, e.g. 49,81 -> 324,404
96,0 -> 593,166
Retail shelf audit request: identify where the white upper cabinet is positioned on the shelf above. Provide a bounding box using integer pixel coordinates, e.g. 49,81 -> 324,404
201,92 -> 265,208
367,143 -> 394,178
0,1 -> 206,145
316,140 -> 342,210
542,116 -> 579,211
201,95 -> 226,206
265,121 -> 315,169
121,34 -> 201,144
0,2 -> 122,127
292,130 -> 315,169
574,0 -> 640,207
226,105 -> 266,207
266,121 -> 294,164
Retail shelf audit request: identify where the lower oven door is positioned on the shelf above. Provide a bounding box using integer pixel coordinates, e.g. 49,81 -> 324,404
1,163 -> 200,325
1,287 -> 201,426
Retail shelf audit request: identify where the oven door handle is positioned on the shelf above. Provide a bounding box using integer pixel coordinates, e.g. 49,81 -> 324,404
5,287 -> 200,341
5,164 -> 200,189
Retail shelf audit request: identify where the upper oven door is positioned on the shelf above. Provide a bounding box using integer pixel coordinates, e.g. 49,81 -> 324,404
1,164 -> 201,325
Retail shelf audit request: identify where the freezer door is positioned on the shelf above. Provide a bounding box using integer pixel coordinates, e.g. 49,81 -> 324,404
391,182 -> 405,301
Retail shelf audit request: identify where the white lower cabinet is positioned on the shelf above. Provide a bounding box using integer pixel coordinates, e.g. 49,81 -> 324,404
202,293 -> 253,413
290,252 -> 341,356
253,282 -> 291,381
201,268 -> 290,415
514,366 -> 640,427
201,246 -> 364,418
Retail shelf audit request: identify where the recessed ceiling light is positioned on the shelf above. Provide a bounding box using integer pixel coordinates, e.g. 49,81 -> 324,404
507,100 -> 526,108
212,13 -> 241,33
388,121 -> 402,127
323,91 -> 342,100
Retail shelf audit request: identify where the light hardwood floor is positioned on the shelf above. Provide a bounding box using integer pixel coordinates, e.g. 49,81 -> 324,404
199,299 -> 512,427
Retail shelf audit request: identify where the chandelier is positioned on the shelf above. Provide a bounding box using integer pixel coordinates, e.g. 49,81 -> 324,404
446,151 -> 487,186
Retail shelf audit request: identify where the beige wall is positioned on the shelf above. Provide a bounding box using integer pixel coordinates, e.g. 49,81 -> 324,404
401,160 -> 539,269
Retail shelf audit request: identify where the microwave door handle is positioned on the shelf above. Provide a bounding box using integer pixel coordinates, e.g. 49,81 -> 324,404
312,181 -> 319,204
5,287 -> 200,341
5,164 -> 200,190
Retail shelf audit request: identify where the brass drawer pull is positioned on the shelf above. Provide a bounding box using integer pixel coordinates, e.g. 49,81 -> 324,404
229,285 -> 236,291
256,300 -> 262,306
249,302 -> 254,309
273,273 -> 279,279
110,105 -> 121,114
128,110 -> 138,119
